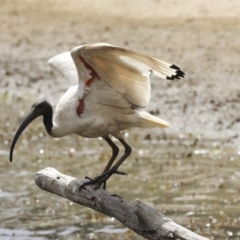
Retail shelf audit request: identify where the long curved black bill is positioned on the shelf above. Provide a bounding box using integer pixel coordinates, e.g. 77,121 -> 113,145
9,109 -> 40,162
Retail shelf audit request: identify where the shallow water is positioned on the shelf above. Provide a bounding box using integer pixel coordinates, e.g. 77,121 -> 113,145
1,100 -> 240,240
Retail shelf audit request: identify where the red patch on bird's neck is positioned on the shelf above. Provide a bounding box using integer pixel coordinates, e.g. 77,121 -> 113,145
77,99 -> 84,116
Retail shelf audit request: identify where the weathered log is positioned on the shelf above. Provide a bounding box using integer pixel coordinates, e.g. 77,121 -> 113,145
35,167 -> 209,240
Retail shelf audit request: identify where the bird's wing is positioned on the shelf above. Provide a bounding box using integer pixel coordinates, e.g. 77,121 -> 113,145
47,51 -> 79,86
70,43 -> 184,108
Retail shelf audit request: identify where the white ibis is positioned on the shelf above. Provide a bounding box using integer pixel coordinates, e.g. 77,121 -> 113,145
9,43 -> 185,190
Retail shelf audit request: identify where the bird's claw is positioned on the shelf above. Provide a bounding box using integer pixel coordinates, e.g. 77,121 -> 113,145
79,168 -> 127,191
114,170 -> 127,175
85,176 -> 93,180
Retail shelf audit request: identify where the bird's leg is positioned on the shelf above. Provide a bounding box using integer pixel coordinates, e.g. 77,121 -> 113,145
83,136 -> 119,188
101,137 -> 119,189
101,137 -> 119,174
79,138 -> 131,190
93,138 -> 131,188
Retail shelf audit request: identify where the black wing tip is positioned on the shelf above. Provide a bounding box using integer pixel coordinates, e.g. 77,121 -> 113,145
170,64 -> 180,70
167,64 -> 185,80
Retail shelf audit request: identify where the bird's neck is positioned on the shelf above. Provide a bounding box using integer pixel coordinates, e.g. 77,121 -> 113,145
43,107 -> 53,135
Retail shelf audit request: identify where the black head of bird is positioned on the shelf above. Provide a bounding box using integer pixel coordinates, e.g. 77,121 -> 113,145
9,99 -> 53,162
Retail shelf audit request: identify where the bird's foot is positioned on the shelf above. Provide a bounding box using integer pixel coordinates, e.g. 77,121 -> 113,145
79,167 -> 127,191
85,176 -> 93,180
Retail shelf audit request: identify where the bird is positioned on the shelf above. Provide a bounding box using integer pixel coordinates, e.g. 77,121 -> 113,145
9,43 -> 185,190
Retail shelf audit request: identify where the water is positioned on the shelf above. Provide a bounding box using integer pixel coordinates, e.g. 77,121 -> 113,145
1,100 -> 240,239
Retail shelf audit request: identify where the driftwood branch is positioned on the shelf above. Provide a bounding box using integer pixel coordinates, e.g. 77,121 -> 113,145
35,167 -> 209,240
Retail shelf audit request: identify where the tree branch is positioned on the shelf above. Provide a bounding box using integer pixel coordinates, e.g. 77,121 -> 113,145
35,167 -> 209,240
